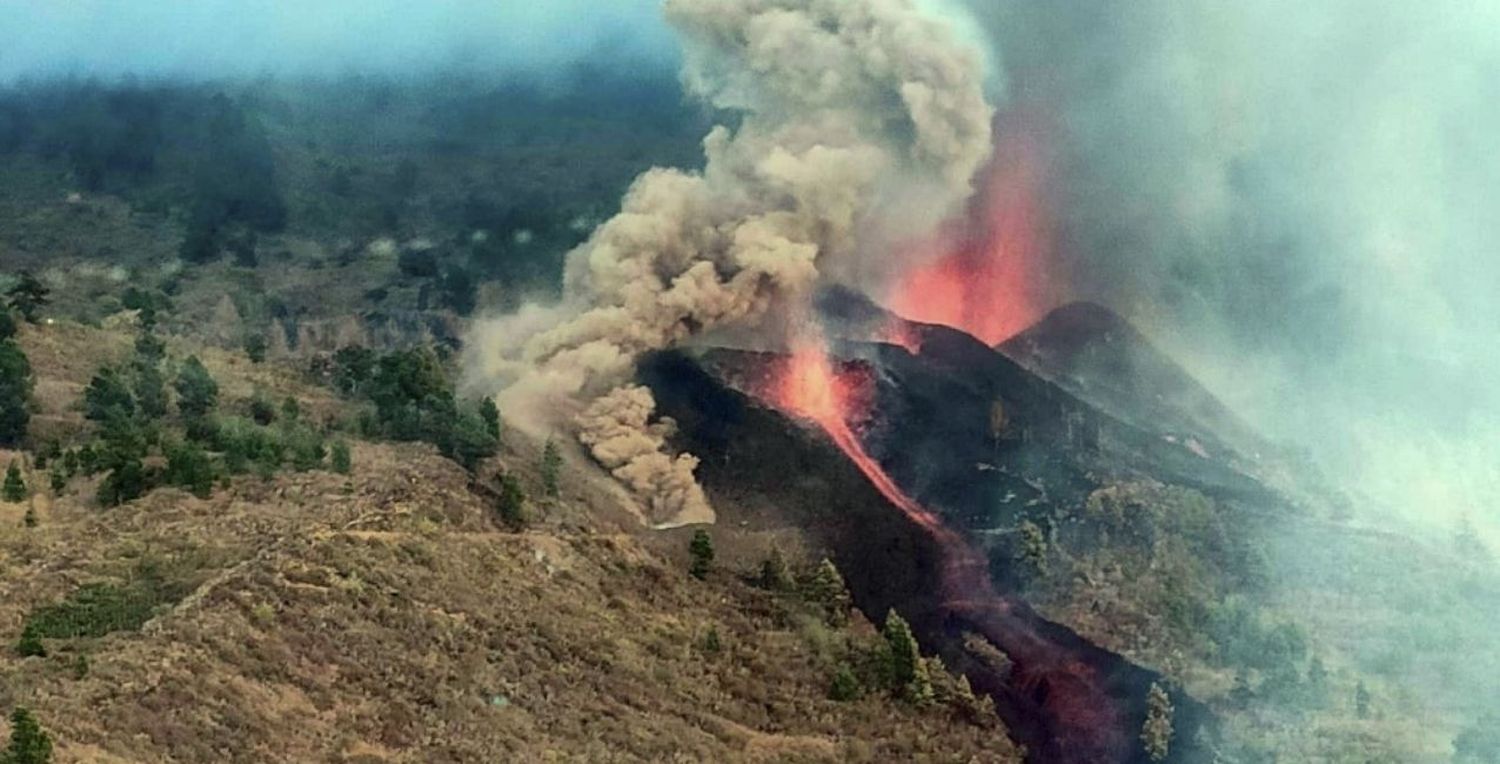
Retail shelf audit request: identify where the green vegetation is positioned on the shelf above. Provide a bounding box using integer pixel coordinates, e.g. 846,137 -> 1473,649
801,558 -> 851,626
540,439 -> 561,497
14,623 -> 44,658
164,440 -> 214,498
2,461 -> 25,502
758,548 -> 794,592
881,610 -> 925,701
174,356 -> 219,420
496,473 -> 526,528
5,272 -> 49,324
330,440 -> 352,474
22,561 -> 194,640
689,529 -> 714,580
327,346 -> 496,470
829,664 -> 862,701
0,325 -> 32,446
3,707 -> 52,764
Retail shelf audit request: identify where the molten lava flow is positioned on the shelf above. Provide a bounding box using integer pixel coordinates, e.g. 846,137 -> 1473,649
773,342 -> 944,535
886,105 -> 1055,345
764,337 -> 1130,761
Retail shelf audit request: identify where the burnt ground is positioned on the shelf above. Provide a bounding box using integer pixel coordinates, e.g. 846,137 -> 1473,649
640,338 -> 1238,763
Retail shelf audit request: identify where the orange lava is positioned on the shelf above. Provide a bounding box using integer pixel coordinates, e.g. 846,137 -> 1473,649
763,337 -> 1129,760
772,341 -> 944,535
886,106 -> 1055,345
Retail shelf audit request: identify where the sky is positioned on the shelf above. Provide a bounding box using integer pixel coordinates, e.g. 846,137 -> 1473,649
0,0 -> 677,83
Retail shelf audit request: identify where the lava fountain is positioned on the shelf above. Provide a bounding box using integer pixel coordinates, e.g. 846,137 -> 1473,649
765,337 -> 1131,762
885,105 -> 1057,346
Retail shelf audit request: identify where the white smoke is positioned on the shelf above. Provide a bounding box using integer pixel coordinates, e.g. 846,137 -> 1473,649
466,0 -> 994,525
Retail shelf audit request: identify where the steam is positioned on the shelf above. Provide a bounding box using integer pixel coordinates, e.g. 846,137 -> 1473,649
466,0 -> 993,525
962,0 -> 1500,542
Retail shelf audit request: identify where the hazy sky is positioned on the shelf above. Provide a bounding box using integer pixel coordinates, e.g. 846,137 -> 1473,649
0,0 -> 676,82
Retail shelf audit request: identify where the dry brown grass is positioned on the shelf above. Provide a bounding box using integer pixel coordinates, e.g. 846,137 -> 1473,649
0,322 -> 1021,763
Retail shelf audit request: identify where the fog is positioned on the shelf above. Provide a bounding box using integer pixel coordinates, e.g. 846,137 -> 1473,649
0,0 -> 676,83
965,0 -> 1500,542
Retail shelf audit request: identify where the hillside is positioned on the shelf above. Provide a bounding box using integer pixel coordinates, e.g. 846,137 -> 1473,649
0,322 -> 1021,762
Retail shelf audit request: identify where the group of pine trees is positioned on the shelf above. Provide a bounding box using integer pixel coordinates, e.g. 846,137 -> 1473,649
688,535 -> 995,722
324,345 -> 497,471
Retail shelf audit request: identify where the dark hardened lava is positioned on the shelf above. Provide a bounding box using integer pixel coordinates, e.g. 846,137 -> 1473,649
639,347 -> 1218,763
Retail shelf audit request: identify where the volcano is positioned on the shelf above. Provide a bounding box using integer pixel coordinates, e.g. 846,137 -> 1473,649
998,302 -> 1270,467
631,292 -> 1314,761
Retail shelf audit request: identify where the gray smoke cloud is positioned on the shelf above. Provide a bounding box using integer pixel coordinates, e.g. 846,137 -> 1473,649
466,0 -> 994,525
965,0 -> 1500,542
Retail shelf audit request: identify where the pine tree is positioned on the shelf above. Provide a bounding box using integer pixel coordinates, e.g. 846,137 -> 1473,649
1141,681 -> 1174,762
6,271 -> 50,324
2,461 -> 25,502
173,356 -> 219,420
15,622 -> 44,658
0,340 -> 33,446
882,609 -> 920,689
330,440 -> 352,474
479,397 -> 501,441
497,473 -> 526,528
828,664 -> 862,701
4,707 -> 53,764
702,626 -> 722,654
689,529 -> 714,580
758,547 -> 794,592
540,439 -> 561,497
803,558 -> 852,625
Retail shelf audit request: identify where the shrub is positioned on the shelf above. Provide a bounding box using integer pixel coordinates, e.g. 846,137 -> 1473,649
829,664 -> 862,701
283,424 -> 326,471
330,440 -> 352,474
15,623 -> 45,658
23,572 -> 188,640
97,458 -> 149,506
759,548 -> 794,592
164,440 -> 214,498
6,271 -> 49,324
1141,682 -> 1174,762
243,333 -> 267,363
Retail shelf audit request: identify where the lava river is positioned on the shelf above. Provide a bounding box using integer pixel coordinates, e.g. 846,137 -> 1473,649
765,340 -> 1134,762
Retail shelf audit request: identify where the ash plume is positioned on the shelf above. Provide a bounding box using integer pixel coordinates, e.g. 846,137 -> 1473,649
466,0 -> 994,525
